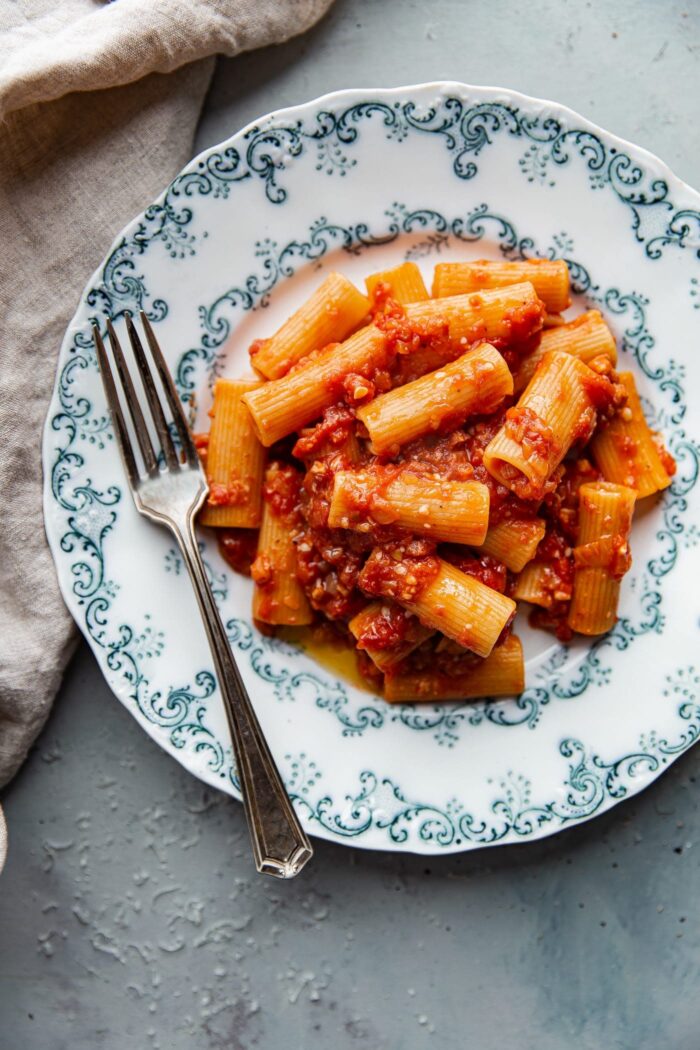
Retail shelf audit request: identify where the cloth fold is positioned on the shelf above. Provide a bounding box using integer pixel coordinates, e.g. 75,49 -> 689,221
0,0 -> 333,787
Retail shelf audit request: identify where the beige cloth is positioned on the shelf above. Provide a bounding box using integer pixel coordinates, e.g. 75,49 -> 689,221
0,0 -> 333,787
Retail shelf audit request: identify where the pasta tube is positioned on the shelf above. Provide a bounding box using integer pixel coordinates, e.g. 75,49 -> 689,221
512,562 -> 553,608
348,602 -> 433,672
251,272 -> 370,379
251,463 -> 313,626
590,371 -> 674,498
404,281 -> 544,347
567,481 -> 636,635
328,469 -> 490,545
477,517 -> 546,572
366,261 -> 429,305
383,634 -> 524,702
432,259 -> 570,314
484,351 -> 608,500
356,342 -> 512,454
359,551 -> 516,658
243,324 -> 388,446
200,378 -> 265,528
513,310 -> 617,393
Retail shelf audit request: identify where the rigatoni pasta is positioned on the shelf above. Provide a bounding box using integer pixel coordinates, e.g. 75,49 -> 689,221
199,378 -> 266,528
357,342 -> 512,454
432,259 -> 570,314
513,309 -> 617,393
404,281 -> 544,347
348,602 -> 433,672
198,256 -> 675,704
477,517 -> 546,573
567,482 -> 636,635
251,272 -> 370,379
358,550 -> 516,659
384,634 -> 524,703
590,371 -> 674,498
366,261 -> 429,305
251,463 -> 313,626
484,350 -> 618,500
244,324 -> 388,446
328,469 -> 490,545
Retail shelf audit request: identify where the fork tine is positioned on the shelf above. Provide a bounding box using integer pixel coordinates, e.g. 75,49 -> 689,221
93,324 -> 140,486
125,313 -> 180,472
139,311 -> 200,468
106,318 -> 159,476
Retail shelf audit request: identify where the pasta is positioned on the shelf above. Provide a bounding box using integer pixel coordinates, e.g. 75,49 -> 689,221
348,601 -> 433,672
328,468 -> 490,545
432,259 -> 570,314
568,482 -> 636,634
199,378 -> 266,528
513,309 -> 617,393
384,635 -> 524,703
404,281 -> 544,347
251,463 -> 313,626
243,324 -> 388,446
250,272 -> 369,379
484,350 -> 621,500
477,517 -> 546,573
357,342 -> 513,454
512,561 -> 554,608
590,371 -> 675,498
366,261 -> 429,305
197,257 -> 675,703
358,549 -> 516,659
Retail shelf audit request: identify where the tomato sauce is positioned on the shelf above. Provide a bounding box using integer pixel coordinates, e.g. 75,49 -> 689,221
263,461 -> 303,521
218,529 -> 258,576
652,432 -> 677,478
358,542 -> 440,605
353,603 -> 417,650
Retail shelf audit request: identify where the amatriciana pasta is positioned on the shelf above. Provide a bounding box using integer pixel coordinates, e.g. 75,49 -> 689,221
196,255 -> 675,703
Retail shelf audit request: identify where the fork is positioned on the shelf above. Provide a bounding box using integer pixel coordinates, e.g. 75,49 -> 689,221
92,312 -> 313,879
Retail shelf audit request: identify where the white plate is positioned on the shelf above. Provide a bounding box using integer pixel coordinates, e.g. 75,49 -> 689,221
43,83 -> 700,854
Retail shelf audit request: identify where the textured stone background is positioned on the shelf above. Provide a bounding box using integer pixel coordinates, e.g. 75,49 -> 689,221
2,1 -> 700,1047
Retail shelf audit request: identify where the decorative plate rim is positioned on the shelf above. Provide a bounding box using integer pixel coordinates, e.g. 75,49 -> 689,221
42,81 -> 700,855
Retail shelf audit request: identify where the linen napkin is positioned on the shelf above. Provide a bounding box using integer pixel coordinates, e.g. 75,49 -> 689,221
0,0 -> 334,787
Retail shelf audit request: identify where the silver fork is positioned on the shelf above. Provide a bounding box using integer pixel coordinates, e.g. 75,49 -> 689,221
92,312 -> 313,879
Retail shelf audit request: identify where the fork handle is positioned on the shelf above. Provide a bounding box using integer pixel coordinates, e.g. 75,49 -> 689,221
174,513 -> 313,878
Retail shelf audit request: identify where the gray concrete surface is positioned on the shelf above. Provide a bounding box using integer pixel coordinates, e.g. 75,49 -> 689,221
3,2 -> 700,1047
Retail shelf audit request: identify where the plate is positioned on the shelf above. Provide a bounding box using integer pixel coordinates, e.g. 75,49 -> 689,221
43,83 -> 700,854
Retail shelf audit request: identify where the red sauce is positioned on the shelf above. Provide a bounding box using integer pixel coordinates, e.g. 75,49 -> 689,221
398,430 -> 474,482
530,605 -> 574,643
505,406 -> 555,465
573,535 -> 632,579
581,369 -> 625,421
343,372 -> 377,404
248,337 -> 268,362
358,542 -> 440,604
354,603 -> 416,650
207,478 -> 249,508
501,298 -> 546,345
543,458 -> 600,542
404,636 -> 484,677
217,529 -> 257,576
440,549 -> 508,593
295,527 -> 367,621
192,432 -> 209,471
293,405 -> 356,460
263,461 -> 303,521
652,432 -> 677,477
